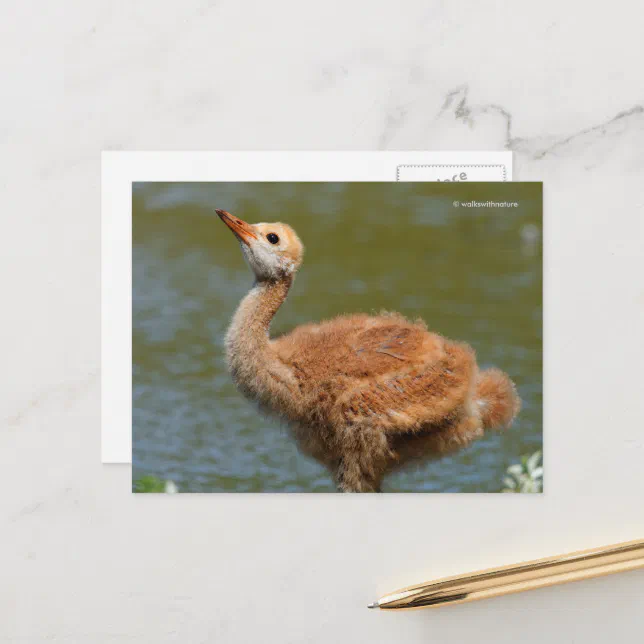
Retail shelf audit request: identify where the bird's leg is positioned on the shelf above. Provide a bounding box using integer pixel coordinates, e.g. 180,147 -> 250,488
336,458 -> 381,493
335,430 -> 389,493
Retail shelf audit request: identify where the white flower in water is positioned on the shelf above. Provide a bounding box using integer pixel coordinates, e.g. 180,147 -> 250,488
502,450 -> 542,493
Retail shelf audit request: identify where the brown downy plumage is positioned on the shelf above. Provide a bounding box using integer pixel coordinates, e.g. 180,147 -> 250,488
217,209 -> 521,492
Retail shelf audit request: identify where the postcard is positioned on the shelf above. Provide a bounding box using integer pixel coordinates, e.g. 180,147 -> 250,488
103,151 -> 513,465
128,180 -> 541,493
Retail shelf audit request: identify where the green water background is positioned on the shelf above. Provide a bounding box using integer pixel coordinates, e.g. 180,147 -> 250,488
132,182 -> 542,492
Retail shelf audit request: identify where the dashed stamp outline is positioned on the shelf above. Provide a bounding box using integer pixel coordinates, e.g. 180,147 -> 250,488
396,164 -> 508,182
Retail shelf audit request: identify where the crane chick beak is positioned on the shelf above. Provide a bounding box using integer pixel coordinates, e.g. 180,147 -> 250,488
216,209 -> 258,246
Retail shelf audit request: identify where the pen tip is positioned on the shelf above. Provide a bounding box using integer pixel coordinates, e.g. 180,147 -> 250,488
367,601 -> 379,609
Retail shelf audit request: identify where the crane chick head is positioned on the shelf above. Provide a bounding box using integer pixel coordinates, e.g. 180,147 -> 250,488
217,209 -> 304,281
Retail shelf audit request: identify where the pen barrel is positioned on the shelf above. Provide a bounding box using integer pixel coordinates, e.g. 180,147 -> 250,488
379,539 -> 644,610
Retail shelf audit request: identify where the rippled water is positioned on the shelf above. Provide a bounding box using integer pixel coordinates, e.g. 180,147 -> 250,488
132,182 -> 542,492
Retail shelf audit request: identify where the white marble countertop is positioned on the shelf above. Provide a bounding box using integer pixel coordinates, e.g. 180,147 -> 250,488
2,1 -> 643,642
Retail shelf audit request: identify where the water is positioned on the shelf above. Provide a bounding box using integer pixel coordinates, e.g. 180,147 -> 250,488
132,182 -> 542,492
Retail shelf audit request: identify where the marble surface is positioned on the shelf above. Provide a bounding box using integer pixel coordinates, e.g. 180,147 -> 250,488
2,1 -> 643,642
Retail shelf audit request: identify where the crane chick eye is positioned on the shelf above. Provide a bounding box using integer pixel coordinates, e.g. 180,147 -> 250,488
266,233 -> 279,244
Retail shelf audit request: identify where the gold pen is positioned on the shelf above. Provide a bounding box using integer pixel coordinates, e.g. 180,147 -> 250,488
368,538 -> 644,611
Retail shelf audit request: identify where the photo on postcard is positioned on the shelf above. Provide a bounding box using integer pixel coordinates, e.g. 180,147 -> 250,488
132,182 -> 542,493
